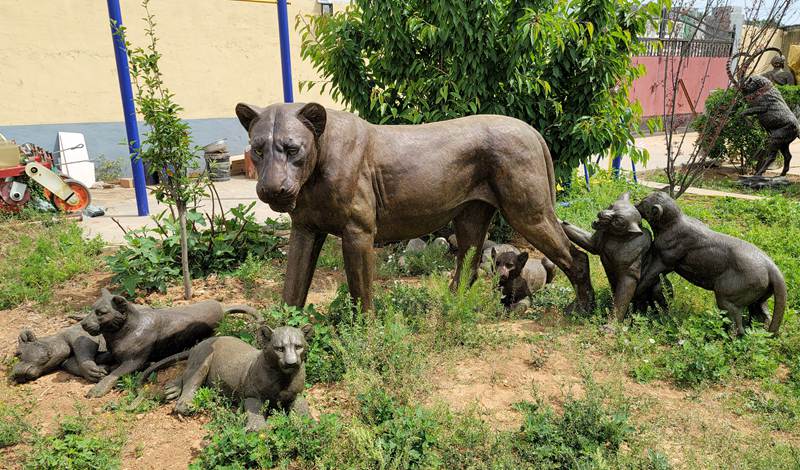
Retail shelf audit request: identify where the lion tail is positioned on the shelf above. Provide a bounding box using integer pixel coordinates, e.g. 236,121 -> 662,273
768,263 -> 787,335
535,131 -> 557,207
138,350 -> 191,386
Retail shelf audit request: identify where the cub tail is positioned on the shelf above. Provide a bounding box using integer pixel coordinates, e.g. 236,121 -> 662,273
768,263 -> 787,335
138,351 -> 190,386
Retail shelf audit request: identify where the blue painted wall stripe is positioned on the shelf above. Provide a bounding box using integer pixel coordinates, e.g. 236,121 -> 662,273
0,118 -> 248,178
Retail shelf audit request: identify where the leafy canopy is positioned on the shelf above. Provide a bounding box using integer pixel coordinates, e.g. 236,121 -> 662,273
299,0 -> 662,180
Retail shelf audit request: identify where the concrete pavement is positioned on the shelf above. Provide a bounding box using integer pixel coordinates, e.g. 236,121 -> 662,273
81,176 -> 286,245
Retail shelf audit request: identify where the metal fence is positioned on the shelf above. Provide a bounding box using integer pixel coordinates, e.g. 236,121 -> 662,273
640,37 -> 734,57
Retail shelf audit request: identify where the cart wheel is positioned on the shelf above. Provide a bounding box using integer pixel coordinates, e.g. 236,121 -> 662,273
45,178 -> 91,213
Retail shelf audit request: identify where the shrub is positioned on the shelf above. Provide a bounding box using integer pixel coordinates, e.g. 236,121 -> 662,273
94,156 -> 123,182
24,415 -> 123,470
0,404 -> 29,448
299,0 -> 658,180
373,282 -> 433,332
379,242 -> 453,277
107,203 -> 286,296
693,85 -> 800,172
0,220 -> 103,309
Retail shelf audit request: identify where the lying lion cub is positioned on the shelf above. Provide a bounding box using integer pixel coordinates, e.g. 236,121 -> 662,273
140,324 -> 312,431
80,288 -> 256,397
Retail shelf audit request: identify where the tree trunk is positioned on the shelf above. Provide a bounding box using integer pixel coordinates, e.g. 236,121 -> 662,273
178,201 -> 192,300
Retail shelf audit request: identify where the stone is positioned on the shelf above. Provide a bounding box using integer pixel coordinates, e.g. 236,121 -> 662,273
405,238 -> 427,253
235,102 -> 593,314
431,237 -> 450,251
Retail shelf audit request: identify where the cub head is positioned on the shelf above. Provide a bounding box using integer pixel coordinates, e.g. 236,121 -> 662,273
235,102 -> 327,213
10,329 -> 52,383
493,249 -> 528,285
592,192 -> 643,236
257,324 -> 314,374
81,288 -> 130,336
740,75 -> 772,96
636,191 -> 680,229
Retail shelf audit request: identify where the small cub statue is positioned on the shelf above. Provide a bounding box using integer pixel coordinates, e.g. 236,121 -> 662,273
635,191 -> 786,335
141,324 -> 312,431
80,288 -> 255,398
561,192 -> 670,322
492,249 -> 556,311
11,324 -> 111,383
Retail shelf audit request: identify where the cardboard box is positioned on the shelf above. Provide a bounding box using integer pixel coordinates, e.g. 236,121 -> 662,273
0,141 -> 21,168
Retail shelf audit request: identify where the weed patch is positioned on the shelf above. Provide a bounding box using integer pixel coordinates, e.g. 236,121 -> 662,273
0,219 -> 103,309
24,414 -> 123,470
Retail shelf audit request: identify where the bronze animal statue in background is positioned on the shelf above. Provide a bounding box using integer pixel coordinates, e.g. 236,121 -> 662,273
728,48 -> 799,176
235,102 -> 594,315
635,191 -> 786,336
561,192 -> 670,322
10,324 -> 112,383
493,249 -> 555,311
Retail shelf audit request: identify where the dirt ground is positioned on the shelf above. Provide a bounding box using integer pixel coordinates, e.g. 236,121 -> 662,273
0,264 -> 796,469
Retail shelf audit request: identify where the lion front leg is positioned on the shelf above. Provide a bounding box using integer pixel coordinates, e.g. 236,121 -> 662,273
282,226 -> 327,308
244,397 -> 268,432
342,226 -> 376,311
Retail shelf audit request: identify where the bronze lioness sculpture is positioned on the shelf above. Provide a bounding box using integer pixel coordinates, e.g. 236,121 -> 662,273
235,102 -> 594,313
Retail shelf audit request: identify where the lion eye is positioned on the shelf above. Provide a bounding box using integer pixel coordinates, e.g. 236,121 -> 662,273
285,146 -> 299,157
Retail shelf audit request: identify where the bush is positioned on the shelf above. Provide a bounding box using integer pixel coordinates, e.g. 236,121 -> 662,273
0,404 -> 29,448
0,220 -> 103,309
94,156 -> 123,182
693,85 -> 800,172
374,282 -> 433,333
379,242 -> 453,278
107,203 -> 286,296
24,415 -> 123,470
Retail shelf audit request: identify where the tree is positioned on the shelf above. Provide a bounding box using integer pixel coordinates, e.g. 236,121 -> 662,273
298,0 -> 662,182
658,0 -> 796,198
123,0 -> 208,299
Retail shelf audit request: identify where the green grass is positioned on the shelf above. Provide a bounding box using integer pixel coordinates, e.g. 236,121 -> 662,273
0,403 -> 29,448
0,218 -> 103,309
24,414 -> 123,470
189,376 -> 665,469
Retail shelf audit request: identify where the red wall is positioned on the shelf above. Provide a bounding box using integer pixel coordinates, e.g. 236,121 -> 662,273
631,56 -> 730,117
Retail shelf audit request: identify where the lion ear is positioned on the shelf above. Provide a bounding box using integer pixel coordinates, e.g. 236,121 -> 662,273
517,252 -> 529,267
618,192 -> 630,202
297,103 -> 327,139
18,329 -> 36,344
235,103 -> 264,131
256,325 -> 274,349
491,247 -> 497,260
301,324 -> 314,341
651,204 -> 663,221
111,295 -> 129,314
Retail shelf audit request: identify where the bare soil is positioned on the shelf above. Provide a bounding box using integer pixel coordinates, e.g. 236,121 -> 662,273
1,265 -> 797,469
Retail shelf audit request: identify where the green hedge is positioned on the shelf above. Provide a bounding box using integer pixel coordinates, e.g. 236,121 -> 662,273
693,85 -> 800,171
